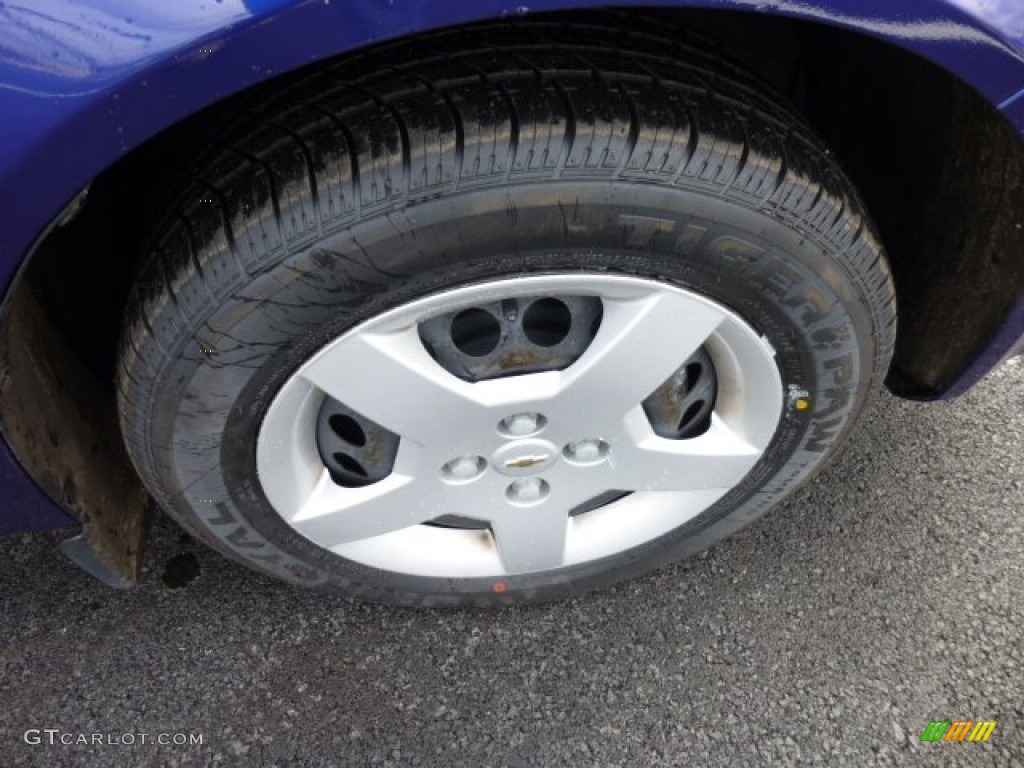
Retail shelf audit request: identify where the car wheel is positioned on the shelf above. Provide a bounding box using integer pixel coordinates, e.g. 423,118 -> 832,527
117,24 -> 896,605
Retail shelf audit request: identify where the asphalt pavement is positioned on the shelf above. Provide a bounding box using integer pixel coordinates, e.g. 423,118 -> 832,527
1,358 -> 1021,767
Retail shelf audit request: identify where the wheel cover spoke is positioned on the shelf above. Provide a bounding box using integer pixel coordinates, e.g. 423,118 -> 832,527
553,290 -> 724,425
289,471 -> 423,547
279,442 -> 432,547
490,507 -> 570,573
614,410 -> 762,493
299,326 -> 489,446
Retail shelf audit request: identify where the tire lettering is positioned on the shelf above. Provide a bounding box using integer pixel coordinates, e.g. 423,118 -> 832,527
782,284 -> 834,326
618,215 -> 675,247
818,386 -> 852,418
824,352 -> 855,389
811,324 -> 852,351
249,551 -> 282,565
706,235 -> 763,265
805,352 -> 857,452
672,223 -> 707,255
207,502 -> 234,527
226,526 -> 264,549
202,499 -> 317,581
806,415 -> 844,453
761,260 -> 805,300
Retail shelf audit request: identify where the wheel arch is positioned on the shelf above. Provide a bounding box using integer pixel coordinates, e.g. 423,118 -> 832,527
2,1 -> 1023,292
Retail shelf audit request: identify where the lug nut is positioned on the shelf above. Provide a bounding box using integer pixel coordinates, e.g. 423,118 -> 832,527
500,412 -> 546,437
506,477 -> 549,504
564,439 -> 608,464
442,456 -> 485,482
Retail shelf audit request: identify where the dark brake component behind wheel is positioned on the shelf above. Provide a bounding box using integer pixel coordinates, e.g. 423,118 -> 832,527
418,296 -> 603,382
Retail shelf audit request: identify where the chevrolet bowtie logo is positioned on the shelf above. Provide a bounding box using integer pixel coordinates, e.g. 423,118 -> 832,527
503,454 -> 549,470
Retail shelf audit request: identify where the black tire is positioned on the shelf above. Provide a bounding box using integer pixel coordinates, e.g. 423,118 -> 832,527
117,18 -> 896,606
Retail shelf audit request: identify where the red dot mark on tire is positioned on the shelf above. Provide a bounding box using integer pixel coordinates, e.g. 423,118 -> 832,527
492,581 -> 508,593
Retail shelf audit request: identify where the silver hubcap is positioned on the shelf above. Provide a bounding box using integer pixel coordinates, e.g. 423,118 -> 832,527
256,275 -> 783,578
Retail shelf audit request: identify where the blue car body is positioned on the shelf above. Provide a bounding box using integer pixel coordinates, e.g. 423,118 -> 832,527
2,0 -> 1023,537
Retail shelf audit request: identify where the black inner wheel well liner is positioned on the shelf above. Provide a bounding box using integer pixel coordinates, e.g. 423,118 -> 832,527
2,8 -> 1021,541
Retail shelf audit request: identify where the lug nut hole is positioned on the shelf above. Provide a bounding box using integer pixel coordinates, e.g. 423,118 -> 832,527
506,478 -> 550,505
498,412 -> 548,437
563,439 -> 609,465
441,456 -> 487,484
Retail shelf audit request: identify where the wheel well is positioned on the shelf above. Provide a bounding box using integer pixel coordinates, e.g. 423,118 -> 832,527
2,8 -> 1021,545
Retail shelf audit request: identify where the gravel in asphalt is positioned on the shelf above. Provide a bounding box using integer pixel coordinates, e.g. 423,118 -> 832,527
1,359 -> 1021,767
